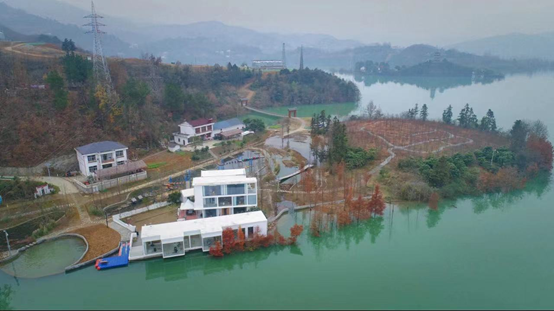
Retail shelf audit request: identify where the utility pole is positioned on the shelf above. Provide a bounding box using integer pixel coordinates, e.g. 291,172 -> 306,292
3,230 -> 11,256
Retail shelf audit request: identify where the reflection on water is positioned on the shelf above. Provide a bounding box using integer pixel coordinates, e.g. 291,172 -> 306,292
0,285 -> 13,310
353,74 -> 503,99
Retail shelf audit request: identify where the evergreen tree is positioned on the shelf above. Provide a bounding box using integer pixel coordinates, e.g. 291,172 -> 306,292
486,109 -> 497,132
443,105 -> 453,124
413,103 -> 419,119
329,117 -> 348,164
45,70 -> 68,110
510,120 -> 528,152
468,108 -> 479,128
420,104 -> 428,121
163,83 -> 185,116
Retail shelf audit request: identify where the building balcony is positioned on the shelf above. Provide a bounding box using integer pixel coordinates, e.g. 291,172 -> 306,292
101,158 -> 115,164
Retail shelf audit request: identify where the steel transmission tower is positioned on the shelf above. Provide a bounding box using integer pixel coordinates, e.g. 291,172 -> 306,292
282,43 -> 287,69
84,1 -> 114,97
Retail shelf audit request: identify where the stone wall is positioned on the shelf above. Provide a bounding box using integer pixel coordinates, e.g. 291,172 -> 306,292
0,153 -> 78,177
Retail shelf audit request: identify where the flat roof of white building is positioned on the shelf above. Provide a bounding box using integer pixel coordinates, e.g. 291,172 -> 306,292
201,169 -> 245,177
193,169 -> 256,186
141,211 -> 267,242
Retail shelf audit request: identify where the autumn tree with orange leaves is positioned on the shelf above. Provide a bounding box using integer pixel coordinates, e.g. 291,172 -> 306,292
234,226 -> 245,252
222,227 -> 235,254
209,241 -> 224,257
368,184 -> 386,216
289,224 -> 304,244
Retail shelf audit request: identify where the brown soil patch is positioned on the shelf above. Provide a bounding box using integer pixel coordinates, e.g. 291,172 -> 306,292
143,150 -> 193,175
123,205 -> 178,231
71,224 -> 121,263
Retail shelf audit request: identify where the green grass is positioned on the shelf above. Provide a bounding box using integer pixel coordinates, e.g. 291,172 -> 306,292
147,162 -> 167,169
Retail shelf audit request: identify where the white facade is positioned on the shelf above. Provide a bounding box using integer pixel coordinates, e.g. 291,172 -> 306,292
178,169 -> 258,220
132,211 -> 268,260
34,185 -> 52,198
75,141 -> 129,176
173,118 -> 214,146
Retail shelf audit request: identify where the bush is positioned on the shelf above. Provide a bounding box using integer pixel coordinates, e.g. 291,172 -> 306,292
89,207 -> 104,217
167,192 -> 182,204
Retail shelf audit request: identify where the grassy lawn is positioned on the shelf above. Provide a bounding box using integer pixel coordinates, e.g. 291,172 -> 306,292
147,162 -> 167,169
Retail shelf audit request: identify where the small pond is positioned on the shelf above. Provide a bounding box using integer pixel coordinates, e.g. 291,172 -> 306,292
0,236 -> 86,279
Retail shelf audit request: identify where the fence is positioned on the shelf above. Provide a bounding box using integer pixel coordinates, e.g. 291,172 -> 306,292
111,201 -> 171,232
72,171 -> 148,194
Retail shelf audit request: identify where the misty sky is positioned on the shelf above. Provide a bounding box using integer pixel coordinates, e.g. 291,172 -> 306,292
58,0 -> 554,46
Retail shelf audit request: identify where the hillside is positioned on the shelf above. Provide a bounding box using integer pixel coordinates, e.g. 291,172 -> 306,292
449,32 -> 554,61
0,51 -> 359,167
0,2 -> 134,57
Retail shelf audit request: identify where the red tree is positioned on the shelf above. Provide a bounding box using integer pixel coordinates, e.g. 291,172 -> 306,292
222,227 -> 235,254
368,184 -> 386,216
527,135 -> 554,170
234,225 -> 245,252
209,241 -> 224,257
289,224 -> 304,244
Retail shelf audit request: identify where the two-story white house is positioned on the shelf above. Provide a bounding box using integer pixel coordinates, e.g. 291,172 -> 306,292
75,141 -> 128,176
178,169 -> 257,220
173,118 -> 215,146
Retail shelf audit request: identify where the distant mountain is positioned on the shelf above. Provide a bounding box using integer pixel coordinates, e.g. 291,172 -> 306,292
0,2 -> 136,57
0,23 -> 62,44
448,32 -> 554,61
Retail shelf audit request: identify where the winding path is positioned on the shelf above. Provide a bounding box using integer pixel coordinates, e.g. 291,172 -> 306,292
363,125 -> 474,175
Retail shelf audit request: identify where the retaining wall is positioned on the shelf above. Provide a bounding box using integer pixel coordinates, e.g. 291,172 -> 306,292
72,171 -> 148,194
111,201 -> 171,232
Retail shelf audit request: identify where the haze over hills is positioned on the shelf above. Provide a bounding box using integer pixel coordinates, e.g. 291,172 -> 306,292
449,32 -> 554,61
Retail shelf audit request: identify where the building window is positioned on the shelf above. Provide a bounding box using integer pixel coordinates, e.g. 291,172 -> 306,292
205,209 -> 217,218
248,195 -> 256,205
234,207 -> 247,214
89,165 -> 98,173
227,184 -> 245,195
207,125 -> 212,131
116,150 -> 124,158
145,241 -> 162,255
248,227 -> 254,236
203,198 -> 217,208
218,197 -> 232,207
234,196 -> 246,206
203,186 -> 221,196
102,153 -> 113,161
184,236 -> 191,249
102,163 -> 112,169
87,155 -> 96,162
190,235 -> 202,248
248,183 -> 256,194
117,161 -> 125,166
203,236 -> 221,252
195,128 -> 200,134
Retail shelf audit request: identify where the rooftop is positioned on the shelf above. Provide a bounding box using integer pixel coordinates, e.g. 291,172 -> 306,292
193,169 -> 255,186
213,118 -> 244,131
182,118 -> 214,128
141,211 -> 267,242
201,169 -> 245,177
75,141 -> 127,155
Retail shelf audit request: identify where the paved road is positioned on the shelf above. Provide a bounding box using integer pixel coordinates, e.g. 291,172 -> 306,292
32,176 -> 80,195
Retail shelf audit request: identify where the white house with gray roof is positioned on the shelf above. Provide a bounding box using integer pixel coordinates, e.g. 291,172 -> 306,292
75,141 -> 128,176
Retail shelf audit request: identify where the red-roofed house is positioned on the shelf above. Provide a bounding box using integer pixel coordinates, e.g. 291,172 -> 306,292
173,118 -> 215,146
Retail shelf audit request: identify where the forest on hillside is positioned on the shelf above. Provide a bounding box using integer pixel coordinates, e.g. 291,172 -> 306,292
0,49 -> 358,167
249,68 -> 360,108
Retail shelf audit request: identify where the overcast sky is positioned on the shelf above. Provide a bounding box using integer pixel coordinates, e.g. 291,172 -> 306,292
57,0 -> 554,46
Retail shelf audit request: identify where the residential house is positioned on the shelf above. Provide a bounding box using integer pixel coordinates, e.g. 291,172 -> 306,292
173,118 -> 214,146
213,118 -> 245,140
34,184 -> 52,198
177,169 -> 257,220
75,141 -> 128,176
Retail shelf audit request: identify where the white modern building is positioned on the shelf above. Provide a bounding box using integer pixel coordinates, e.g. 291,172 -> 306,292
75,141 -> 129,176
178,169 -> 257,220
130,211 -> 268,260
173,118 -> 214,146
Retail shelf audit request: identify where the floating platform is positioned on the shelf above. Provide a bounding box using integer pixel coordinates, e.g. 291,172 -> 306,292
95,242 -> 130,271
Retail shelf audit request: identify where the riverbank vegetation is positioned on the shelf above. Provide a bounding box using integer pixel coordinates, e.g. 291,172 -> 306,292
209,224 -> 304,258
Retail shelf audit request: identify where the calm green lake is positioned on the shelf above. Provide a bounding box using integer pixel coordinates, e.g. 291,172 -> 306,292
1,73 -> 554,309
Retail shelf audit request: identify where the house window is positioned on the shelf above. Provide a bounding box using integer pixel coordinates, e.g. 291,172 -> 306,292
205,209 -> 217,218
87,155 -> 96,162
89,165 -> 98,173
248,227 -> 254,236
203,198 -> 217,208
190,235 -> 202,248
218,197 -> 232,207
207,125 -> 212,131
248,195 -> 256,205
227,184 -> 245,195
116,150 -> 124,158
117,161 -> 125,166
102,153 -> 113,161
203,186 -> 221,196
195,128 -> 200,134
102,163 -> 112,169
234,196 -> 246,206
247,183 -> 256,194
